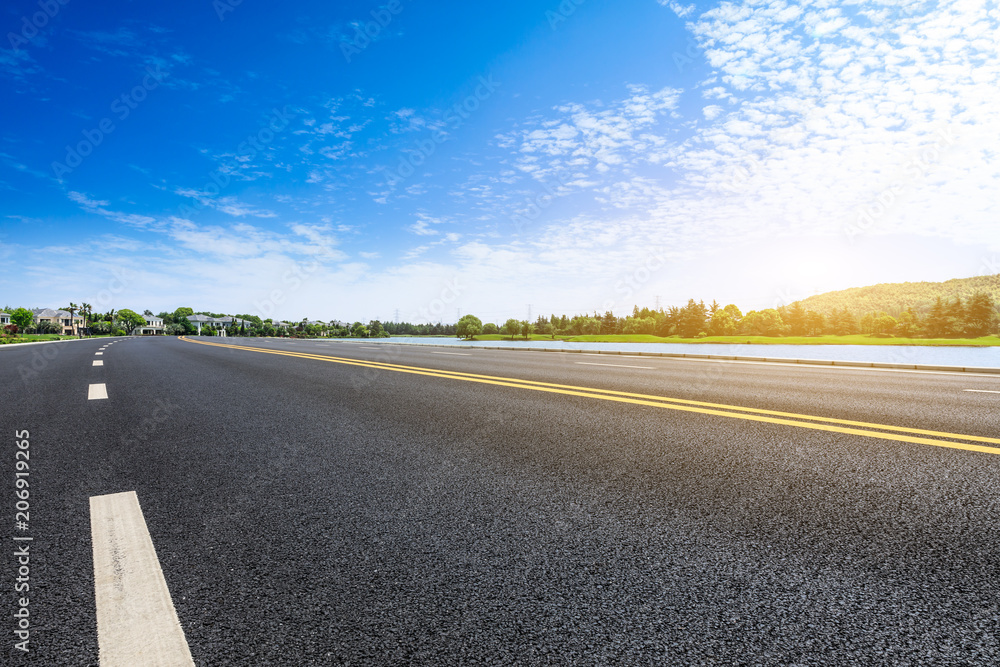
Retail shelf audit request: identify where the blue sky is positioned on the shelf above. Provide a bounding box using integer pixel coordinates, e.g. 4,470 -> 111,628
1,0 -> 998,323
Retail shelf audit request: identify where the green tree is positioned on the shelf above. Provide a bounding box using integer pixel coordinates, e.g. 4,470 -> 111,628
520,320 -> 533,340
896,308 -> 921,337
456,314 -> 483,339
830,308 -> 858,335
873,314 -> 897,335
115,309 -> 146,334
805,310 -> 826,336
708,310 -> 736,336
483,322 -> 499,335
964,292 -> 996,337
784,302 -> 807,336
81,302 -> 93,336
740,309 -> 784,336
10,308 -> 33,332
925,297 -> 948,337
722,304 -> 743,321
235,314 -> 264,328
502,318 -> 521,340
35,320 -> 62,334
678,299 -> 708,337
581,317 -> 602,335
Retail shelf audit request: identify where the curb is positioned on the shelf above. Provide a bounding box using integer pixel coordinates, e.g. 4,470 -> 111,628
346,340 -> 1000,375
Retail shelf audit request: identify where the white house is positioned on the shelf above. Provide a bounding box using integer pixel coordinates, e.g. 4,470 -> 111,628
186,314 -> 253,336
0,312 -> 10,326
32,308 -> 84,335
134,316 -> 164,335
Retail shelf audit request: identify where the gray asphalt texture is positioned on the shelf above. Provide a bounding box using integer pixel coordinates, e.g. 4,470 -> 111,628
2,335 -> 1000,665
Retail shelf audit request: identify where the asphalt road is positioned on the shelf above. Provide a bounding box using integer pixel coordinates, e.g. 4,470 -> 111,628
3,335 -> 1000,665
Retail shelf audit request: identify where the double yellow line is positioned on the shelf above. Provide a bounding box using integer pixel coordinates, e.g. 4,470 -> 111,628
180,337 -> 1000,456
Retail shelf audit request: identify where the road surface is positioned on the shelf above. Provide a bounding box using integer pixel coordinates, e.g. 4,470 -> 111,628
3,335 -> 999,665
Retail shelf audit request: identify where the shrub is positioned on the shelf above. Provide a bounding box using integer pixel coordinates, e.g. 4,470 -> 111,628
34,320 -> 62,334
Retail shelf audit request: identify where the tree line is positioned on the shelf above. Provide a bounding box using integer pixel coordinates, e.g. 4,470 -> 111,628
439,293 -> 999,340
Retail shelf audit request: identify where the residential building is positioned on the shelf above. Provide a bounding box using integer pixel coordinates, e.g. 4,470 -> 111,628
0,312 -> 10,326
135,316 -> 165,335
32,308 -> 84,335
185,314 -> 252,336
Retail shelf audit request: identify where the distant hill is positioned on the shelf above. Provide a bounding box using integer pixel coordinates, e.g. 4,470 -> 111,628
791,274 -> 1000,316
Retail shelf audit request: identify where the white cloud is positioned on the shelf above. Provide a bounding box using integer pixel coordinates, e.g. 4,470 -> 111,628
174,189 -> 277,218
502,84 -> 682,183
658,1 -> 696,19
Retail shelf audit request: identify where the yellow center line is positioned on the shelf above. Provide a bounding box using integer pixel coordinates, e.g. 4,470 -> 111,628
179,337 -> 1000,455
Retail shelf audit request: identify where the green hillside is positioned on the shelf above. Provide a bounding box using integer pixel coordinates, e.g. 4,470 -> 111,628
792,274 -> 1000,317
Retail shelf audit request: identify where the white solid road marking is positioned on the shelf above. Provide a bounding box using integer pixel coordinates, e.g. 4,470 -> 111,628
432,351 -> 471,356
91,491 -> 194,667
965,389 -> 1000,394
577,362 -> 654,370
88,384 -> 108,400
360,346 -> 381,349
93,360 -> 104,367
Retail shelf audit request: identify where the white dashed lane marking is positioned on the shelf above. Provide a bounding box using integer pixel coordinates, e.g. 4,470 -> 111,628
90,491 -> 194,666
93,360 -> 104,367
965,389 -> 1000,394
88,384 -> 108,400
